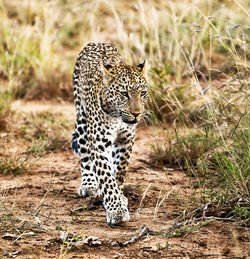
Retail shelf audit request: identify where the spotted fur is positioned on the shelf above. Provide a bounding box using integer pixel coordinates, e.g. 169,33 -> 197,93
71,43 -> 148,225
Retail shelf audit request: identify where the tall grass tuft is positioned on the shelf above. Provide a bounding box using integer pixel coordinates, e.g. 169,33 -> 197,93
0,0 -> 72,100
151,62 -> 249,220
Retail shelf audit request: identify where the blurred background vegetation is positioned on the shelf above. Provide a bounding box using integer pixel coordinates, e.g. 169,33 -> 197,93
0,0 -> 249,221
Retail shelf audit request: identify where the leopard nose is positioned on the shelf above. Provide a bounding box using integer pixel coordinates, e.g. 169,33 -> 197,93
132,112 -> 141,118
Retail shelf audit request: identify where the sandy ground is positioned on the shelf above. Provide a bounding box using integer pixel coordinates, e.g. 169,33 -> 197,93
0,102 -> 249,258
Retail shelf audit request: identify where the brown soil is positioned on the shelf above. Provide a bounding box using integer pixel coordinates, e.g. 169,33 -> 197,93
0,102 -> 249,259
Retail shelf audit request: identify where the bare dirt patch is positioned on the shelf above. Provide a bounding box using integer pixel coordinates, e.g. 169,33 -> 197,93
0,102 -> 248,258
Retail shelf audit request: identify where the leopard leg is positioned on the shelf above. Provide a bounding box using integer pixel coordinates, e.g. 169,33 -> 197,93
92,138 -> 130,225
112,124 -> 136,190
72,105 -> 99,197
80,117 -> 130,225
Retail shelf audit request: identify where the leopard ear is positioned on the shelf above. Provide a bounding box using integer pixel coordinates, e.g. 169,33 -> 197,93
137,60 -> 147,75
102,63 -> 116,77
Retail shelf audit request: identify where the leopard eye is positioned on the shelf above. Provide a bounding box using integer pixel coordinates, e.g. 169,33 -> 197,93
120,92 -> 129,98
141,91 -> 147,97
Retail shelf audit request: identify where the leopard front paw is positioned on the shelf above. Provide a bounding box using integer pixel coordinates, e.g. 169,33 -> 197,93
106,207 -> 130,226
104,198 -> 130,225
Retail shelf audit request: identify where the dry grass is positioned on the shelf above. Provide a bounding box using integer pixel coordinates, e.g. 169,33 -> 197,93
0,0 -> 249,100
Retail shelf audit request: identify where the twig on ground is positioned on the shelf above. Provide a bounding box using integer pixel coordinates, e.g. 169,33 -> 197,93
120,225 -> 149,247
117,222 -> 186,247
148,222 -> 184,237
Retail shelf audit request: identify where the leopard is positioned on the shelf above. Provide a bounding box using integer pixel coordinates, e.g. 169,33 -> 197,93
71,42 -> 148,225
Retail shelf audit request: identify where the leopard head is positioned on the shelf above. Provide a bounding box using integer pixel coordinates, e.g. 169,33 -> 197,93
101,61 -> 148,124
